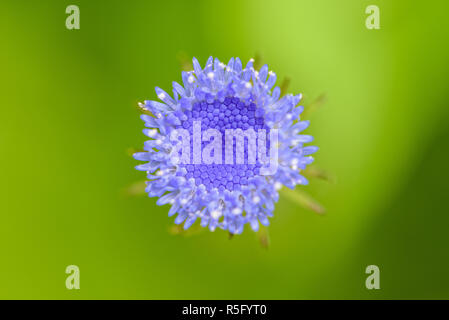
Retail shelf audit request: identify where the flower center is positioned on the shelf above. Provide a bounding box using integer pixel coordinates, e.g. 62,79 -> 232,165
177,96 -> 269,192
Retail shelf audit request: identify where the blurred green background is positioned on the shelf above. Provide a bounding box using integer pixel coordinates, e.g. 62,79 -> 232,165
1,0 -> 449,299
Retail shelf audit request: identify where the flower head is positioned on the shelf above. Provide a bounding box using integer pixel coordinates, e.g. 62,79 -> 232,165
134,56 -> 318,234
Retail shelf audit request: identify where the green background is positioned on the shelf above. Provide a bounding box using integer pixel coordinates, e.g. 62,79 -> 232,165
1,0 -> 448,299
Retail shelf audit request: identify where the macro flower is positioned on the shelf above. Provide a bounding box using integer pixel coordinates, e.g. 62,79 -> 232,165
134,56 -> 318,234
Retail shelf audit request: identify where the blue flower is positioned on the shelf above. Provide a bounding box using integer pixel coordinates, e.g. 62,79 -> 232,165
134,57 -> 318,234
